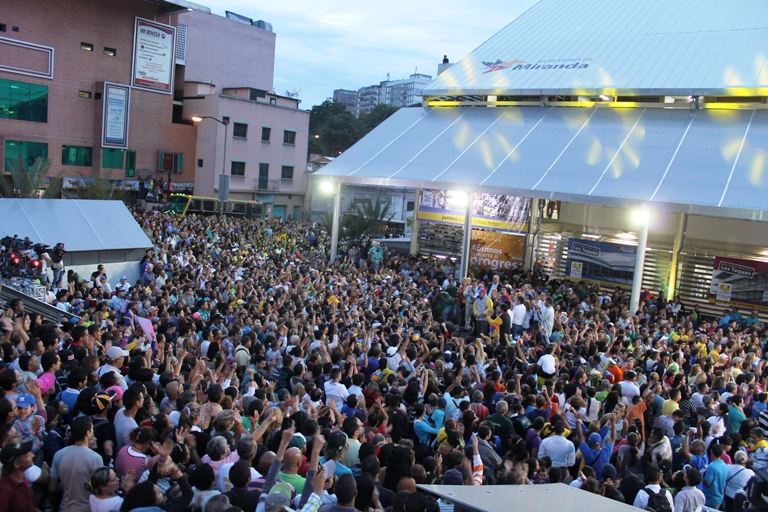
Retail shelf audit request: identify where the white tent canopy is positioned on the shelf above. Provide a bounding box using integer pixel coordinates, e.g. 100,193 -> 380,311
316,105 -> 768,221
424,0 -> 768,98
0,199 -> 153,252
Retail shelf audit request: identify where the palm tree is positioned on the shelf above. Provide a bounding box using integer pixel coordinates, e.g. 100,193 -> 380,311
346,198 -> 394,239
77,169 -> 124,200
0,155 -> 63,198
317,198 -> 394,240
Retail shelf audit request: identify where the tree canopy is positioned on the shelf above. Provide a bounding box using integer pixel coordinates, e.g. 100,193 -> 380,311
309,100 -> 399,156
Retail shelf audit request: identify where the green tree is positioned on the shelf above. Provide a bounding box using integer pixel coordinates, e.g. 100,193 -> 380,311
0,155 -> 63,198
344,197 -> 394,239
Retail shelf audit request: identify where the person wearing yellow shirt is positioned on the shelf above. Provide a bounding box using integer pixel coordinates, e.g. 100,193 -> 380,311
661,387 -> 681,416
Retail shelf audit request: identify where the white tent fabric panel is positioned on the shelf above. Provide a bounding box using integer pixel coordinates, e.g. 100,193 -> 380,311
317,106 -> 768,220
0,199 -> 153,252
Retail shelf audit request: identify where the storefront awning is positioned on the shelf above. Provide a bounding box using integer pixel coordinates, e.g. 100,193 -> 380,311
316,106 -> 768,221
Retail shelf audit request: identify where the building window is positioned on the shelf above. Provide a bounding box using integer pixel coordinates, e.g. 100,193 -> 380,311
233,122 -> 248,138
407,201 -> 415,212
102,148 -> 124,169
78,90 -> 91,99
125,150 -> 136,177
81,42 -> 94,51
283,130 -> 296,145
231,161 -> 246,177
158,152 -> 183,173
197,159 -> 204,168
261,127 -> 271,142
222,116 -> 230,125
270,98 -> 276,105
61,145 -> 92,167
4,140 -> 48,173
0,78 -> 48,123
281,165 -> 294,181
103,47 -> 116,56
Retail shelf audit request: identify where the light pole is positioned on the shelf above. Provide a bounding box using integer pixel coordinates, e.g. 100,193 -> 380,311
629,207 -> 650,315
192,115 -> 230,206
320,180 -> 341,263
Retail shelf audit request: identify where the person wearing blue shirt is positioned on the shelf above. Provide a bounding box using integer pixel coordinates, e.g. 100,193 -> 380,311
753,393 -> 768,419
718,309 -> 732,329
430,398 -> 447,431
703,444 -> 728,508
413,403 -> 440,444
576,413 -> 616,480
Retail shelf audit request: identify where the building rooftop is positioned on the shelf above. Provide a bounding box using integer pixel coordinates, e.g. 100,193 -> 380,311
149,0 -> 211,15
423,0 -> 768,98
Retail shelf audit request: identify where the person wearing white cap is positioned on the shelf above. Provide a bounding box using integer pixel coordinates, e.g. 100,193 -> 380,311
114,277 -> 130,294
97,346 -> 130,391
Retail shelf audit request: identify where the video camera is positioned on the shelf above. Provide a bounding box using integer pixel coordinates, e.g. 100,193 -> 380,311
0,235 -> 49,278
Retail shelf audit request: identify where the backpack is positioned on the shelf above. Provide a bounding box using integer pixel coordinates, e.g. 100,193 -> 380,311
643,488 -> 672,512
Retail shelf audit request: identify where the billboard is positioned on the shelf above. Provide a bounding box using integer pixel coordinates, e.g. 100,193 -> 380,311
131,18 -> 175,94
709,256 -> 768,311
417,189 -> 530,233
101,82 -> 130,148
469,230 -> 526,271
565,238 -> 637,287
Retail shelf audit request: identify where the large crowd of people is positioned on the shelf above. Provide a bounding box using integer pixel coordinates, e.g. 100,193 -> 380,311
1,207 -> 767,512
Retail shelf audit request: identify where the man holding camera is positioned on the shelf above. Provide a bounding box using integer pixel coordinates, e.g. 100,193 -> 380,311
50,243 -> 65,291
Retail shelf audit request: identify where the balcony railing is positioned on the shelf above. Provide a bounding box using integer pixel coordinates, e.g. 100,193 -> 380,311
253,178 -> 282,191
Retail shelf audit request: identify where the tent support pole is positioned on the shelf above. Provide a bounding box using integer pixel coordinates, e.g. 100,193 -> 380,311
630,222 -> 649,314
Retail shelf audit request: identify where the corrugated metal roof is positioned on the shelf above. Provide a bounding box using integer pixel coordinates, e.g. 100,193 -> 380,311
0,199 -> 153,252
423,0 -> 768,97
317,106 -> 768,221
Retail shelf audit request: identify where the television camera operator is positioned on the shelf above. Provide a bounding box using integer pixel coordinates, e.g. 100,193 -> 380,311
50,242 -> 65,290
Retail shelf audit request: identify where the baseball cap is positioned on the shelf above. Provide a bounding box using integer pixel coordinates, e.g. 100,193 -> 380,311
323,460 -> 336,478
443,468 -> 464,485
289,433 -> 307,449
0,440 -> 33,465
15,394 -> 35,409
386,347 -> 397,357
105,385 -> 124,400
589,432 -> 602,446
327,431 -> 347,452
37,373 -> 56,395
106,346 -> 130,360
91,390 -> 117,411
120,276 -> 127,280
265,482 -> 294,512
58,349 -> 78,366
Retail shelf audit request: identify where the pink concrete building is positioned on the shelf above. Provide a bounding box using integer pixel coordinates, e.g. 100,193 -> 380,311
177,10 -> 309,220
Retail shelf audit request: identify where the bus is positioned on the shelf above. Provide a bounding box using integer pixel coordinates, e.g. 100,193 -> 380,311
163,194 -> 266,219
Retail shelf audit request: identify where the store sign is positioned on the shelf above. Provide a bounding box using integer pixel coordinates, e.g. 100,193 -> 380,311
565,238 -> 636,287
102,82 -> 130,148
417,189 -> 530,233
469,230 -> 525,271
131,18 -> 175,94
709,256 -> 768,311
171,182 -> 194,193
63,177 -> 139,191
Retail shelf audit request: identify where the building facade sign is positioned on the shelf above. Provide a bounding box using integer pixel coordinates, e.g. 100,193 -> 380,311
565,238 -> 636,287
102,82 -> 130,148
131,18 -> 175,94
709,256 -> 768,312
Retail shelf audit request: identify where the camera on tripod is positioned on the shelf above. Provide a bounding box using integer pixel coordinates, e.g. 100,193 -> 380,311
0,235 -> 49,278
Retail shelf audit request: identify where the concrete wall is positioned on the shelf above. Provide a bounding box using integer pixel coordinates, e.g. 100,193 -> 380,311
1,0 -> 197,183
177,10 -> 275,94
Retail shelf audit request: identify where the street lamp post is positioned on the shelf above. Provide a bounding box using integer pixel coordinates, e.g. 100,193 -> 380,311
192,115 -> 230,206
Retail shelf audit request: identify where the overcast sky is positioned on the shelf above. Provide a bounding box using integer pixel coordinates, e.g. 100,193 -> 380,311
211,1 -> 539,108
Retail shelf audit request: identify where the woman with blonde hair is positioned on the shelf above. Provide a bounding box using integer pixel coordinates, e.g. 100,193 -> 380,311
86,466 -> 133,512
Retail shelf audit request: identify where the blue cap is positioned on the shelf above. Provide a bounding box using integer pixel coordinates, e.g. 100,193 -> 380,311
589,432 -> 602,445
15,394 -> 35,408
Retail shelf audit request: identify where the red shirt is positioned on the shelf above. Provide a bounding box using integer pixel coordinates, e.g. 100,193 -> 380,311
0,474 -> 35,512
